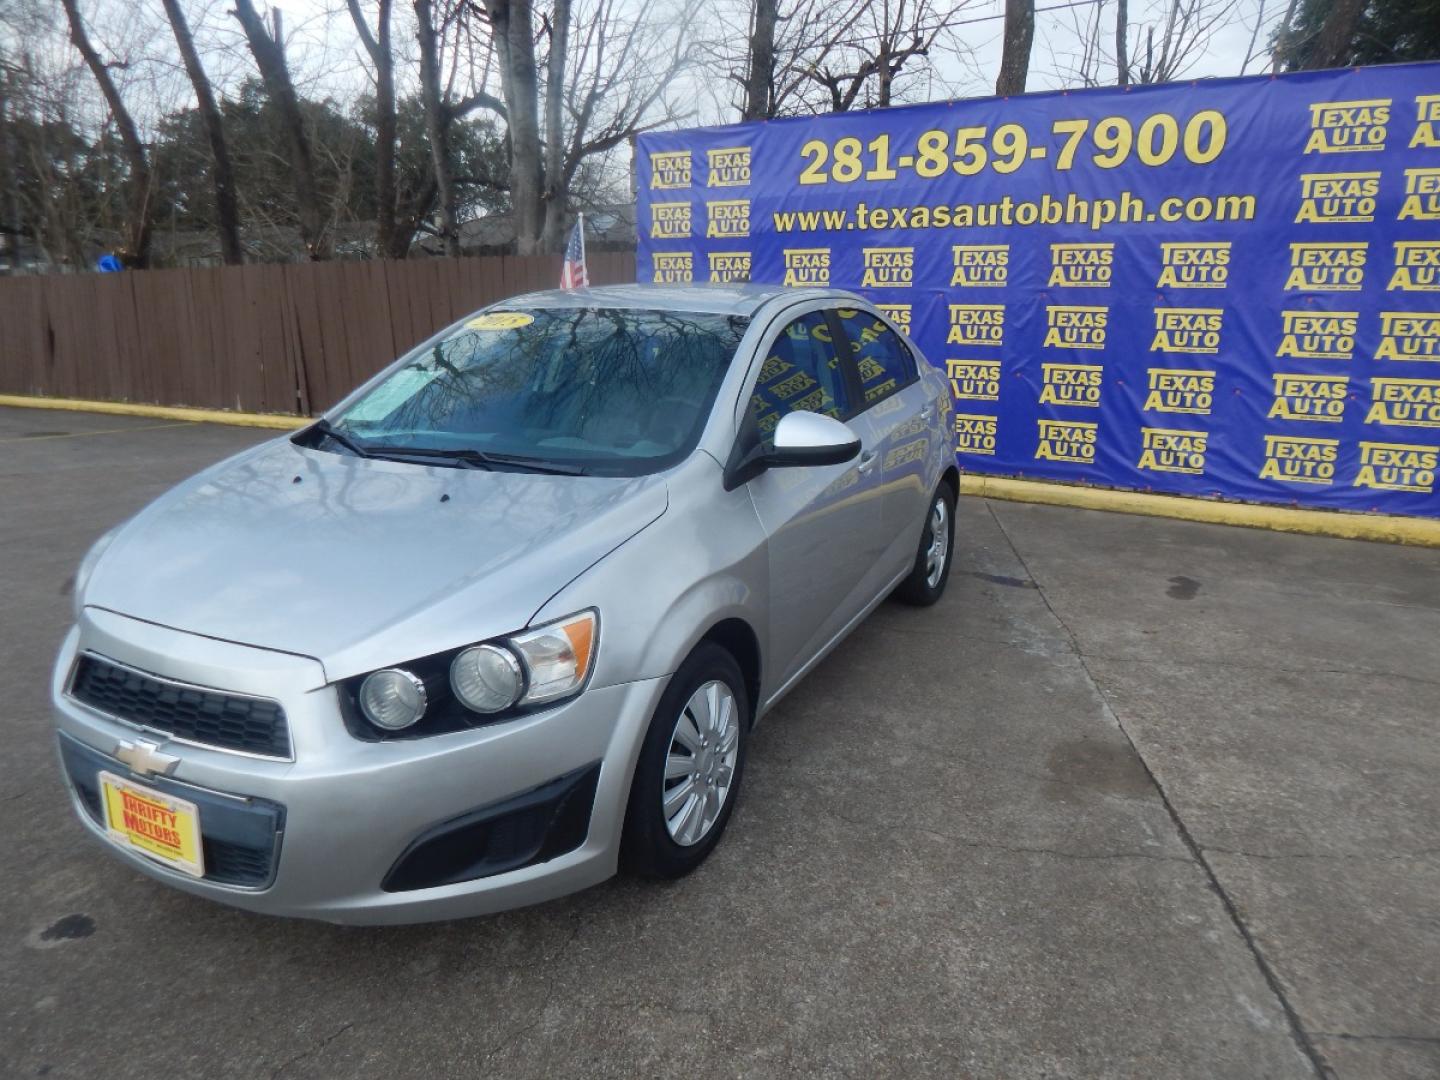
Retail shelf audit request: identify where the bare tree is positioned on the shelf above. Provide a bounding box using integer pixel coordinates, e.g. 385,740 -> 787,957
539,0 -> 571,251
346,0 -> 400,258
414,0 -> 461,255
400,0 -> 510,256
482,0 -> 544,253
996,0 -> 1035,95
1048,0 -> 1243,88
709,0 -> 982,121
1131,0 -> 1238,83
1238,0 -> 1267,72
1047,0 -> 1110,87
0,51 -> 16,267
231,0 -> 329,258
810,0 -> 971,111
160,0 -> 242,264
478,0 -> 693,253
740,0 -> 778,120
1116,0 -> 1130,83
58,0 -> 153,267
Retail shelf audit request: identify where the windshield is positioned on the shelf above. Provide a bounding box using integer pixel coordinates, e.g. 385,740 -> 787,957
326,306 -> 749,476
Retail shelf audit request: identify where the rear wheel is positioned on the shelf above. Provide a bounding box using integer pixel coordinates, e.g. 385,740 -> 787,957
621,643 -> 749,878
894,482 -> 956,606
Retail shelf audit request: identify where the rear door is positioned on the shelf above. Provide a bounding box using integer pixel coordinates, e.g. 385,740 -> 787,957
741,305 -> 888,692
831,306 -> 934,578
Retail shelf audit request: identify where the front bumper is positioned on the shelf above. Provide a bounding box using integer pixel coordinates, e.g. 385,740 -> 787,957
51,608 -> 667,924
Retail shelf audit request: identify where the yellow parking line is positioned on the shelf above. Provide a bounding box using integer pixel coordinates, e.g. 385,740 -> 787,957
0,421 -> 197,444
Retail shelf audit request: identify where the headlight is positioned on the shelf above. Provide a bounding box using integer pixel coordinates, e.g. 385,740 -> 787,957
346,610 -> 597,738
451,644 -> 524,713
510,611 -> 597,705
359,668 -> 428,730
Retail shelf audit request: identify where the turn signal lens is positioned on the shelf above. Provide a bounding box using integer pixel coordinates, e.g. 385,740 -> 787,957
511,611 -> 597,705
358,668 -> 428,730
450,644 -> 524,714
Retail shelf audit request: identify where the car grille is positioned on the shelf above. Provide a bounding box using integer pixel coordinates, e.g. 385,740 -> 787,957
69,654 -> 291,759
62,735 -> 284,889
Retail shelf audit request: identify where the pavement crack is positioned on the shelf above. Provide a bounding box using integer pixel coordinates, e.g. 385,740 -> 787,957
480,917 -> 586,1064
901,824 -> 1187,863
985,500 -> 1333,1080
810,794 -> 1187,863
1080,652 -> 1440,689
270,1020 -> 357,1079
1313,1031 -> 1440,1046
765,732 -> 1151,806
594,999 -> 711,1018
1204,845 -> 1440,863
867,621 -> 1034,648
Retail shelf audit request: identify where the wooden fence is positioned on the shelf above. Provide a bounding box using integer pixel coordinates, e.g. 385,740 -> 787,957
0,252 -> 637,416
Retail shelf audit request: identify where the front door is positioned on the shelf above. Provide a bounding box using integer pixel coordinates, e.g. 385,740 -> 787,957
742,307 -> 887,693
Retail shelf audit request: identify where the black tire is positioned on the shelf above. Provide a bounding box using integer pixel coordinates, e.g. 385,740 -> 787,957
894,480 -> 956,607
621,642 -> 750,879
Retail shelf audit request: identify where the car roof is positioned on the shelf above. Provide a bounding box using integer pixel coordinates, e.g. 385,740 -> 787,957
500,283 -> 866,317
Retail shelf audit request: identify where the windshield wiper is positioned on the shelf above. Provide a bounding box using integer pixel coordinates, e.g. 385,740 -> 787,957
470,451 -> 588,476
378,447 -> 588,475
361,445 -> 590,475
350,444 -> 496,470
308,418 -> 374,458
311,417 -> 388,460
307,421 -> 585,475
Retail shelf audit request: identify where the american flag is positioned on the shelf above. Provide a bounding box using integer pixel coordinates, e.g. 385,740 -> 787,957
559,214 -> 588,290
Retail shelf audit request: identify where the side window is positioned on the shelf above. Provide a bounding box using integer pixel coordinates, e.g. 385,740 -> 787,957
834,308 -> 916,409
748,311 -> 851,440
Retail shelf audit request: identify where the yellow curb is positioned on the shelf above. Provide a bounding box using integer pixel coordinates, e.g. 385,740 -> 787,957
3,395 -> 1435,547
961,474 -> 1440,548
0,395 -> 307,430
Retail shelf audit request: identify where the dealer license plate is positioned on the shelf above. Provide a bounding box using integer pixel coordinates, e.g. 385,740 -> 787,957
98,771 -> 205,878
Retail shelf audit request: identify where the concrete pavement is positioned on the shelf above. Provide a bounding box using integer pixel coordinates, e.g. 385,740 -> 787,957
2,406 -> 1435,1079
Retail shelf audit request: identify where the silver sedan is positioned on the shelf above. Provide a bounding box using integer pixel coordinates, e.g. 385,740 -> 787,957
52,283 -> 957,923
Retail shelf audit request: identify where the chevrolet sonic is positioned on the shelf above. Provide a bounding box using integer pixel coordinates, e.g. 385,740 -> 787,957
52,283 -> 957,924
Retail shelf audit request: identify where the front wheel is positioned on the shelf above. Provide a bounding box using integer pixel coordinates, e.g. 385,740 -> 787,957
621,643 -> 749,879
894,482 -> 956,606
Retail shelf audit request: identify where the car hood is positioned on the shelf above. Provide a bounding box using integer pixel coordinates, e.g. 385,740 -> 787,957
84,438 -> 668,680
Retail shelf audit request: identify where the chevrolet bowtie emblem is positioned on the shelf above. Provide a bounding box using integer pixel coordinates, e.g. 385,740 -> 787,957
115,738 -> 180,778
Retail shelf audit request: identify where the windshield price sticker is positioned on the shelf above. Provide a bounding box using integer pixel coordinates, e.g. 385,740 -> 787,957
467,312 -> 536,331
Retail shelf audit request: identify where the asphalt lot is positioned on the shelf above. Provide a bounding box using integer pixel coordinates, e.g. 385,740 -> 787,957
2,405 -> 1436,1080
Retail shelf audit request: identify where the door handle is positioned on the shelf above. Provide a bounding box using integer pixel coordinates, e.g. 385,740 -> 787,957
858,449 -> 880,474
919,403 -> 935,421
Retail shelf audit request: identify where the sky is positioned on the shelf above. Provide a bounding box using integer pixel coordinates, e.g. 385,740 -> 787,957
266,0 -> 1279,124
2,0 -> 1279,166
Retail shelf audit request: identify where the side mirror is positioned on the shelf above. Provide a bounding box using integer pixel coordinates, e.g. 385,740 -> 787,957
769,411 -> 862,468
724,411 -> 861,490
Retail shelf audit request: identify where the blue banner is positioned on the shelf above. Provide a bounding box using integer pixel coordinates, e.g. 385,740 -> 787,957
637,64 -> 1440,517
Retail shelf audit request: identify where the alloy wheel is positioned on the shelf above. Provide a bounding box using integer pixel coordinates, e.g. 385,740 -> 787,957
925,497 -> 949,588
662,679 -> 740,846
